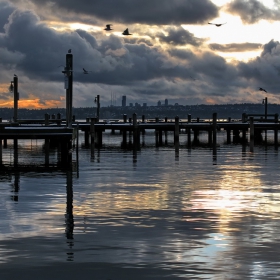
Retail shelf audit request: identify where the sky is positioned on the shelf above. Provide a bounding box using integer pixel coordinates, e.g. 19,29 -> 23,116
1,0 -> 280,108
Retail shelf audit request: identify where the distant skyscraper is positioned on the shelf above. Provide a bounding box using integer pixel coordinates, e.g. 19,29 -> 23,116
157,100 -> 161,106
165,99 -> 168,106
122,95 -> 126,107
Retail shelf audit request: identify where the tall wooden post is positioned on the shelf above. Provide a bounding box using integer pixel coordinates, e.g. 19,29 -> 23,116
264,97 -> 267,120
96,95 -> 100,121
250,117 -> 254,152
212,113 -> 217,147
274,113 -> 278,148
65,52 -> 73,128
174,116 -> 179,144
12,75 -> 18,122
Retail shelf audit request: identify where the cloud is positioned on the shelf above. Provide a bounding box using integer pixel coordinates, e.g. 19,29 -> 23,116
0,1 -> 15,33
28,0 -> 219,25
225,0 -> 280,24
156,27 -> 205,47
1,3 -> 280,107
237,40 -> 280,93
209,42 -> 262,52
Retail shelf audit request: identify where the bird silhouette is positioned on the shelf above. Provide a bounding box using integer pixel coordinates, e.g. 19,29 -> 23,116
208,22 -> 227,27
68,49 -> 71,53
83,68 -> 92,74
122,28 -> 132,35
104,24 -> 113,31
14,74 -> 17,77
259,87 -> 267,93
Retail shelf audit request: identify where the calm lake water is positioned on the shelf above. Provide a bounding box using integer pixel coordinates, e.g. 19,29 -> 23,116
1,129 -> 280,279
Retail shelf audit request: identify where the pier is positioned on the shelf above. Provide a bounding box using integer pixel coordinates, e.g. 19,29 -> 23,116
1,111 -> 280,167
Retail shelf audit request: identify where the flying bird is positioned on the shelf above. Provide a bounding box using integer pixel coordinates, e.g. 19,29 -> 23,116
104,24 -> 113,31
259,87 -> 267,93
83,68 -> 92,74
122,28 -> 132,35
208,22 -> 227,27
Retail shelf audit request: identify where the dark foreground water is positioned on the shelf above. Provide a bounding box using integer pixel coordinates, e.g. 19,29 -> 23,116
1,130 -> 280,279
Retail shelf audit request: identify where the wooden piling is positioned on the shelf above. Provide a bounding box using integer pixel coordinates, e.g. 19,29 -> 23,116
274,113 -> 278,148
133,113 -> 139,147
45,138 -> 49,166
0,136 -> 2,165
250,117 -> 254,152
212,113 -> 217,146
174,116 -> 179,144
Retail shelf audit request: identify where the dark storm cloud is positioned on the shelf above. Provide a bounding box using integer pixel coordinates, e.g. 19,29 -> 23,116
0,1 -> 15,33
209,42 -> 262,52
0,8 -> 172,86
225,0 -> 280,24
237,40 -> 280,92
156,27 -> 204,47
28,0 -> 219,25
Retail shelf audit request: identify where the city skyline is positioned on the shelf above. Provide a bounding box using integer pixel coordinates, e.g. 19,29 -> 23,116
0,0 -> 280,109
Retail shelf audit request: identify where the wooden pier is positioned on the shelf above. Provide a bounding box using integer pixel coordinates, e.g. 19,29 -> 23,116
1,112 -> 280,167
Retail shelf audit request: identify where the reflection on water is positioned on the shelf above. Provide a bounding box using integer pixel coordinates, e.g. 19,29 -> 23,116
1,130 -> 280,278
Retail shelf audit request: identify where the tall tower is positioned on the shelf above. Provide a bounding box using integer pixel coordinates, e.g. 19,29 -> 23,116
122,95 -> 126,107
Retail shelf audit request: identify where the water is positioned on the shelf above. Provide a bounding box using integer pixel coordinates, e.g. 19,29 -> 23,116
1,130 -> 280,279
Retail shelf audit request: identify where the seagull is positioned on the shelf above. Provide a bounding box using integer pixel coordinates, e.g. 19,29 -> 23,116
208,22 -> 227,27
189,76 -> 196,81
122,28 -> 132,35
83,68 -> 92,74
259,87 -> 267,93
68,49 -> 71,53
104,24 -> 113,31
14,74 -> 17,77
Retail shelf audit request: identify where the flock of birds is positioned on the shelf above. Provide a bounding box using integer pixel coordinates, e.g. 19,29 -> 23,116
104,24 -> 132,35
66,23 -> 268,94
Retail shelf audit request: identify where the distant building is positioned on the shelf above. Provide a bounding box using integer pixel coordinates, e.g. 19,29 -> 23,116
165,99 -> 168,106
143,103 -> 147,107
157,100 -> 161,106
122,95 -> 126,107
129,103 -> 133,107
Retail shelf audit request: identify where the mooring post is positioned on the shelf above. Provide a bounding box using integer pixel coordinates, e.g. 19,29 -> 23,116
14,139 -> 18,168
62,51 -> 73,128
188,114 -> 191,123
212,113 -> 217,147
155,117 -> 159,146
90,118 -> 97,152
0,136 -> 2,165
11,75 -> 18,122
227,116 -> 231,144
174,116 -> 179,144
44,114 -> 49,126
141,115 -> 145,135
241,113 -> 247,143
274,113 -> 278,148
57,113 -> 61,126
250,117 -> 254,152
164,117 -> 168,143
83,118 -> 90,146
45,138 -> 49,167
122,114 -> 127,147
133,113 -> 139,147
